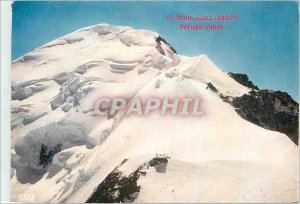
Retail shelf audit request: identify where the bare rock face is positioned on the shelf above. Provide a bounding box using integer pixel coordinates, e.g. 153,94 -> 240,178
86,157 -> 169,203
155,36 -> 177,54
232,90 -> 298,144
85,159 -> 141,203
38,143 -> 62,168
222,74 -> 298,144
228,72 -> 259,90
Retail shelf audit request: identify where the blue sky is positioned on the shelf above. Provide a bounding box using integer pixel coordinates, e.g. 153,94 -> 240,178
12,1 -> 299,100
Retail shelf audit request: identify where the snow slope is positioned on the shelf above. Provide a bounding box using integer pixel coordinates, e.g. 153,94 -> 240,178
10,24 -> 298,203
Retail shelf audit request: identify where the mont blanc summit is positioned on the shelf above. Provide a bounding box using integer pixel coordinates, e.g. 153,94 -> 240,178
11,24 -> 298,203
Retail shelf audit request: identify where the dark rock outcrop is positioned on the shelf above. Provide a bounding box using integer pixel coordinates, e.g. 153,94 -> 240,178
38,143 -> 62,168
222,90 -> 298,144
156,36 -> 177,54
86,159 -> 141,203
228,72 -> 259,90
86,157 -> 169,203
206,82 -> 218,93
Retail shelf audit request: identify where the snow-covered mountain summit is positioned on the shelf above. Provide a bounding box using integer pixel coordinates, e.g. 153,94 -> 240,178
11,24 -> 298,203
